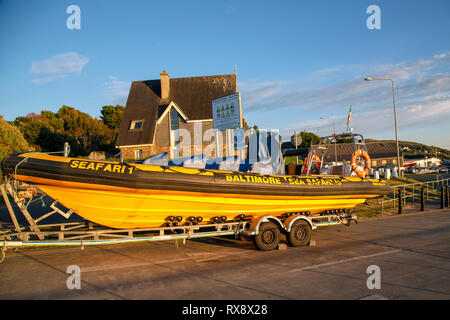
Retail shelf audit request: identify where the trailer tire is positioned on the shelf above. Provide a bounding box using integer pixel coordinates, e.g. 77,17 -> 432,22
252,222 -> 280,251
287,220 -> 312,247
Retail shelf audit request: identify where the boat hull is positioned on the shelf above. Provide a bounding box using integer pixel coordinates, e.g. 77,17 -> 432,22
2,153 -> 391,229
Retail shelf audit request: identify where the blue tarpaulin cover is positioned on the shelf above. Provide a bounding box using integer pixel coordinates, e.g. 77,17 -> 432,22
141,131 -> 285,175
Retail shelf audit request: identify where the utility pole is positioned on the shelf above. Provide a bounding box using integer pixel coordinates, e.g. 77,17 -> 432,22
365,78 -> 402,177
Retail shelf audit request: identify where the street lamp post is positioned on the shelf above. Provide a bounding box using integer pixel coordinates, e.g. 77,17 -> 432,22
364,77 -> 402,177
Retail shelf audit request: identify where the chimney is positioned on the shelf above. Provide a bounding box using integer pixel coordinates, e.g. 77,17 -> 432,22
160,70 -> 170,99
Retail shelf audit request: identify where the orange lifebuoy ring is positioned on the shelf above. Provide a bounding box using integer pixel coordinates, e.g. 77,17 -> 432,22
351,149 -> 371,178
303,154 -> 321,174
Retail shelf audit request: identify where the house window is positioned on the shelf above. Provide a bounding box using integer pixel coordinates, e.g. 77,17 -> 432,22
170,108 -> 179,131
169,108 -> 180,159
130,120 -> 144,130
372,160 -> 377,167
134,149 -> 143,160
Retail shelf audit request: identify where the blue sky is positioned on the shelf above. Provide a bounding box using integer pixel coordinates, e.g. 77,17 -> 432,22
0,0 -> 449,148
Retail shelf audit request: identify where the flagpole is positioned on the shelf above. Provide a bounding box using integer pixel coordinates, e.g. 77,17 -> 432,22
346,106 -> 352,133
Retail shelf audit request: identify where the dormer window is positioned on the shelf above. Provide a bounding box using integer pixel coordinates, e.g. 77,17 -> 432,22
129,120 -> 144,131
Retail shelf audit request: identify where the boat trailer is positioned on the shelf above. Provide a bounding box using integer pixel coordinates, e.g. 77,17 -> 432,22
0,177 -> 357,261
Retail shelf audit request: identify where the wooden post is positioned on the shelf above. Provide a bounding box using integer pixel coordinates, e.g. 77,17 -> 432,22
398,189 -> 402,214
420,187 -> 424,211
294,131 -> 298,165
445,185 -> 449,208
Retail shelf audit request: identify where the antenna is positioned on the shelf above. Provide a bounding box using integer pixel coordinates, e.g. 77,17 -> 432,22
235,64 -> 238,92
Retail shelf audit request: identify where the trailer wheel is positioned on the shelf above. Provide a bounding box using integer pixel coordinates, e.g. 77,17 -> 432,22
287,220 -> 312,247
252,222 -> 280,251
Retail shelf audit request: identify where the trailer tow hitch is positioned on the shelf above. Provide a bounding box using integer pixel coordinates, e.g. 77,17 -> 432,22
342,217 -> 358,227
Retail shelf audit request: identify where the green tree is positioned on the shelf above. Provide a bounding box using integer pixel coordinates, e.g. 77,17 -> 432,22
335,137 -> 353,143
57,105 -> 83,134
36,127 -> 86,156
0,115 -> 32,161
14,111 -> 65,149
100,105 -> 125,130
14,116 -> 51,147
12,105 -> 119,158
56,105 -> 116,152
40,110 -> 64,132
299,131 -> 321,148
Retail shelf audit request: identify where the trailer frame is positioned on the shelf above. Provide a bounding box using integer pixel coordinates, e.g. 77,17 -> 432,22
0,176 -> 357,258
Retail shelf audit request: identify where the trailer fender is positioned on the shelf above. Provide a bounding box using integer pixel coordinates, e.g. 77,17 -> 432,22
284,215 -> 315,232
245,215 -> 285,236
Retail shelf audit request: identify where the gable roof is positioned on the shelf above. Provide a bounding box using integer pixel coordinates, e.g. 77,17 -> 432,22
116,73 -> 237,147
156,101 -> 188,125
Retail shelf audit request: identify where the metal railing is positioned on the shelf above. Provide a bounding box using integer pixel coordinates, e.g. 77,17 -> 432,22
380,177 -> 449,214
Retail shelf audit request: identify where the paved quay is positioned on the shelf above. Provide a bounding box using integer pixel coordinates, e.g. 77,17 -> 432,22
0,208 -> 449,300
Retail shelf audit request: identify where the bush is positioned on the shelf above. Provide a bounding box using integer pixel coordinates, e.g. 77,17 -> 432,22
0,115 -> 32,161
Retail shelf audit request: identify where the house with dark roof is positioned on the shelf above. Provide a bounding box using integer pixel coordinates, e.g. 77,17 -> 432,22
320,141 -> 404,167
116,71 -> 237,160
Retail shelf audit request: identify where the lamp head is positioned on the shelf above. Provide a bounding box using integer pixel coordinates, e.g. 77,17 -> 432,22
364,77 -> 373,81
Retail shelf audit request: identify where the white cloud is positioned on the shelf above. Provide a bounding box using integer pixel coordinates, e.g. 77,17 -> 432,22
404,104 -> 423,113
102,76 -> 131,105
434,53 -> 448,59
242,54 -> 449,111
31,74 -> 67,84
240,81 -> 285,104
241,53 -> 450,115
30,52 -> 89,83
241,53 -> 450,146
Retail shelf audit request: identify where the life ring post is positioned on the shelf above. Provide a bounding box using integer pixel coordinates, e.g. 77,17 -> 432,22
351,149 -> 371,178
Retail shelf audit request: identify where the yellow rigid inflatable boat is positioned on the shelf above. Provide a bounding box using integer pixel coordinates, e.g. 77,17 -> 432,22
1,152 -> 390,229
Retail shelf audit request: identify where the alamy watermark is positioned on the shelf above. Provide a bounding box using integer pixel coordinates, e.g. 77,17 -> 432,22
66,265 -> 81,289
366,5 -> 381,30
366,265 -> 381,289
149,126 -> 284,174
66,5 -> 81,30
